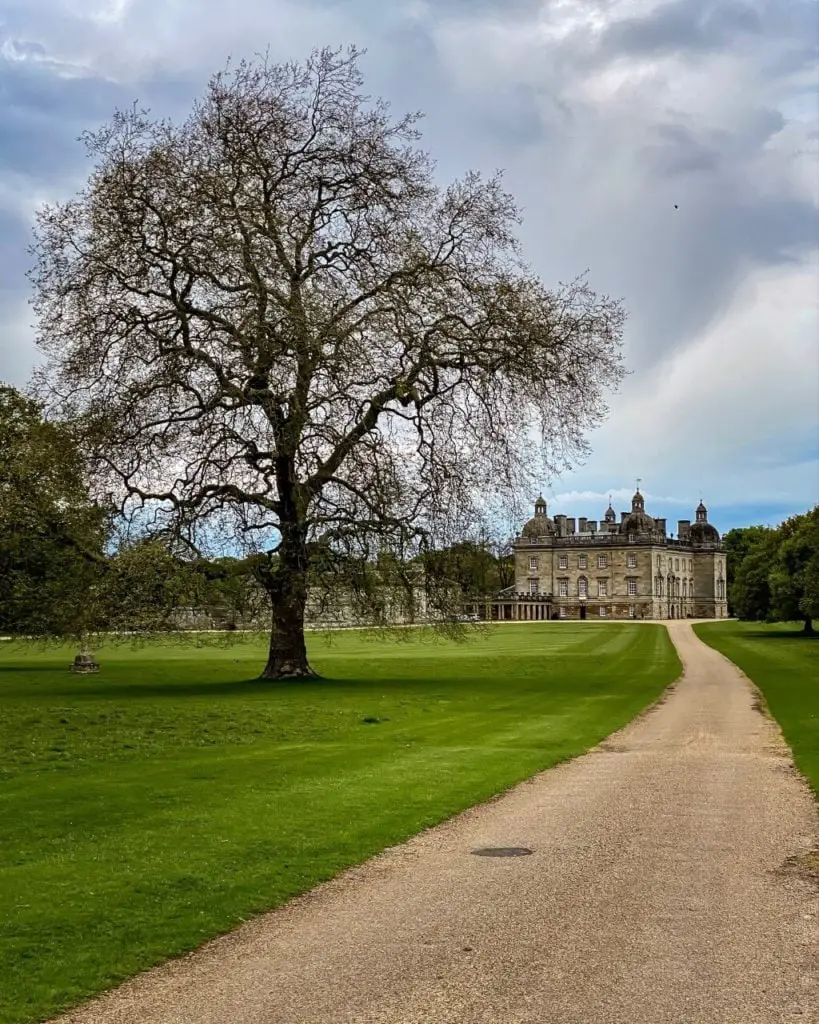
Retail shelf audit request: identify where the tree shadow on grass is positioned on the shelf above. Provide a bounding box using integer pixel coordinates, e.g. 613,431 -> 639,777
742,629 -> 819,642
0,669 -> 453,701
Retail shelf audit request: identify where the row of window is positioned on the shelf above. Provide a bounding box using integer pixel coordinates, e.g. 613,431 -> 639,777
546,577 -> 639,597
527,554 -> 703,573
655,577 -> 696,598
530,577 -> 712,599
529,553 -> 638,572
555,606 -> 639,619
658,557 -> 693,572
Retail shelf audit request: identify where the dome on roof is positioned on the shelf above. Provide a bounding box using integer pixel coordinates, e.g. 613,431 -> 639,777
521,516 -> 554,538
689,520 -> 720,545
691,498 -> 717,541
619,511 -> 656,535
521,495 -> 554,538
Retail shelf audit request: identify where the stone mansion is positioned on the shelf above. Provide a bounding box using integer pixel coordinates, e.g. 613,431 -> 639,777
490,488 -> 728,622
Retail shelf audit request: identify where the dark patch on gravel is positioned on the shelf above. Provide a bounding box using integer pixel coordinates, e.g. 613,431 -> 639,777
471,847 -> 533,858
776,851 -> 819,888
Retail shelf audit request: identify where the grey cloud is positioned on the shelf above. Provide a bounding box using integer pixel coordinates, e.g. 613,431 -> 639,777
0,207 -> 43,383
469,84 -> 548,148
733,197 -> 819,263
0,209 -> 29,296
3,39 -> 47,59
0,60 -> 123,182
599,0 -> 762,59
0,210 -> 36,386
309,0 -> 545,18
643,124 -> 723,177
640,109 -> 786,180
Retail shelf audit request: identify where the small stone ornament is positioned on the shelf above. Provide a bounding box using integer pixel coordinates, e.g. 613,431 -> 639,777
70,651 -> 100,674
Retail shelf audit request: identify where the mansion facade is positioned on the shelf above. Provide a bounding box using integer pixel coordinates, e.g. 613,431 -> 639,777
491,489 -> 727,622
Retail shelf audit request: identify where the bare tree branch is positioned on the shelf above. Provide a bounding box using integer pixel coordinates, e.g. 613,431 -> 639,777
30,46 -> 626,678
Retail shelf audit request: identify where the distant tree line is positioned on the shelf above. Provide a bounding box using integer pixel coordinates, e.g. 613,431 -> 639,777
723,509 -> 819,634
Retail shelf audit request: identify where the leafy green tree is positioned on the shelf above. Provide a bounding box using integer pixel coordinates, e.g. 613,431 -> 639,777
489,538 -> 515,591
729,529 -> 777,623
98,540 -> 207,634
31,48 -> 625,679
0,384 -> 109,640
768,507 -> 819,634
722,525 -> 773,615
0,384 -> 253,654
434,541 -> 498,599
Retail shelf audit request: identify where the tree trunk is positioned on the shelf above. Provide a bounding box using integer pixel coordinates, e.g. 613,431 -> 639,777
803,616 -> 814,635
259,535 -> 317,680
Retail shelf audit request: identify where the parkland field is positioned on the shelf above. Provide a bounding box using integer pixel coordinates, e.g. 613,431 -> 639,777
0,623 -> 678,1024
695,620 -> 819,797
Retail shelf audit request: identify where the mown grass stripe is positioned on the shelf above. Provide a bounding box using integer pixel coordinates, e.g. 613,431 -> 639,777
1,623 -> 679,1024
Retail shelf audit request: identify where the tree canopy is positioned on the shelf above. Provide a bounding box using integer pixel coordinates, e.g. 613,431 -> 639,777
0,383 -> 108,639
725,508 -> 819,633
0,383 -> 259,646
30,47 -> 626,678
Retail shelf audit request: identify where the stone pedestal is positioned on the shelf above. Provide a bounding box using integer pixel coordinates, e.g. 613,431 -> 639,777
70,652 -> 100,674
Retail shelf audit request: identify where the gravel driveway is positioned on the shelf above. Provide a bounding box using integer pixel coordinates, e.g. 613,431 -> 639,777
57,621 -> 818,1024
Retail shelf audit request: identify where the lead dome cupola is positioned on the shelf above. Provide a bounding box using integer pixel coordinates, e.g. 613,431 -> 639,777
619,485 -> 656,534
689,500 -> 720,544
520,495 -> 554,538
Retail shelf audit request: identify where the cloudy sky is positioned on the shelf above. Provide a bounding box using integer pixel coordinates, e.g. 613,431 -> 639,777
1,0 -> 817,535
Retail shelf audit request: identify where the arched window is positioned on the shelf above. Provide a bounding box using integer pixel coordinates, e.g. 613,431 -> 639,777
578,576 -> 588,598
682,580 -> 687,598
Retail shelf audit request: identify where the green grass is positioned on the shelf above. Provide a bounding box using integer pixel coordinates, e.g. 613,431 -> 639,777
0,623 -> 679,1024
695,620 -> 819,797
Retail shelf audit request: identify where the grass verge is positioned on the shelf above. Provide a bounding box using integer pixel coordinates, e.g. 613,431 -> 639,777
694,620 -> 819,797
1,623 -> 679,1023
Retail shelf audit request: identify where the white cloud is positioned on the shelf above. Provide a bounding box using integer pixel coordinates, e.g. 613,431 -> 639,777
574,254 -> 819,505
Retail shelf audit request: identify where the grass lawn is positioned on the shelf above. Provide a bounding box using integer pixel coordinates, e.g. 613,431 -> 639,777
1,623 -> 679,1024
695,620 -> 819,797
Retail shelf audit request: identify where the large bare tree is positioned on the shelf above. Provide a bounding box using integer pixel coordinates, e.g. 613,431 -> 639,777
31,47 -> 625,679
